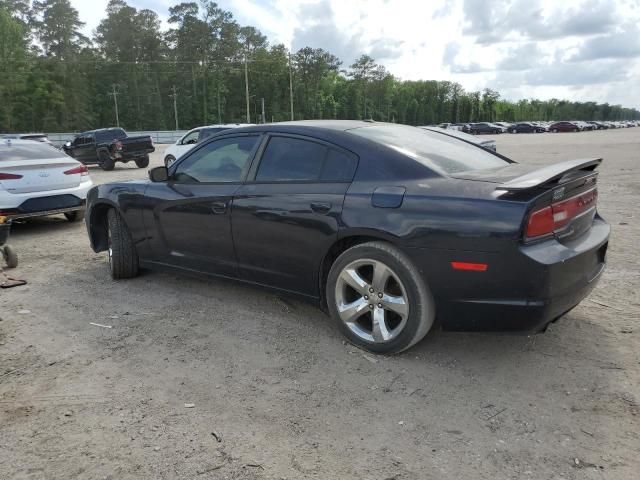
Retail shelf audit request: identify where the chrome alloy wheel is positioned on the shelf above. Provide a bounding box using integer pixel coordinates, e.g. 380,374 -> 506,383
334,258 -> 409,343
107,223 -> 113,271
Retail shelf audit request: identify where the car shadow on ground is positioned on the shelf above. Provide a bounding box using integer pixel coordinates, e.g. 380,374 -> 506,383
6,215 -> 81,237
71,258 -> 621,380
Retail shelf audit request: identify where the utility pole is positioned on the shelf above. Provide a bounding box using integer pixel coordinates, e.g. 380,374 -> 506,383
288,51 -> 294,120
261,97 -> 265,124
108,84 -> 120,127
169,85 -> 179,130
244,54 -> 250,123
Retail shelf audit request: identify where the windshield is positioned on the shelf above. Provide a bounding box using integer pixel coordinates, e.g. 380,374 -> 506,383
0,142 -> 67,161
348,124 -> 509,175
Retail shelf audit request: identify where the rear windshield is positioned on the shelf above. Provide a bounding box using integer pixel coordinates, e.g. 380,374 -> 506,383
95,128 -> 127,143
348,124 -> 509,175
0,142 -> 66,161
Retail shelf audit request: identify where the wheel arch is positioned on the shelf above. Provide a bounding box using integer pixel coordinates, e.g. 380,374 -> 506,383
88,200 -> 118,253
318,230 -> 401,311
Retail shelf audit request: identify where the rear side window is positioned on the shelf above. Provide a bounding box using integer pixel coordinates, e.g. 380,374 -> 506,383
321,149 -> 357,181
95,129 -> 127,143
0,142 -> 66,161
256,136 -> 357,182
349,124 -> 508,175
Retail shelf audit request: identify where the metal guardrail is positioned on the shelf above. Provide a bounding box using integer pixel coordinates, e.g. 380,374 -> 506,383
46,130 -> 188,147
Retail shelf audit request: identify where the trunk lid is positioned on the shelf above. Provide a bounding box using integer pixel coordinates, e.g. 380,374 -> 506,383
0,158 -> 83,194
452,159 -> 602,243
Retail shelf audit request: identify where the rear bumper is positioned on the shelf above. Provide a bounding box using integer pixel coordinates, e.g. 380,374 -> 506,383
0,181 -> 91,219
405,218 -> 610,332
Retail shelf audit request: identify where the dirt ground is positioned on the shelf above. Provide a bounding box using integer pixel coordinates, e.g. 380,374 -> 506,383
1,128 -> 638,480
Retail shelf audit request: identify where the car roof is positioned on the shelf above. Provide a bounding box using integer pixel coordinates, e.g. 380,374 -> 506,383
80,127 -> 124,134
189,123 -> 255,132
215,120 -> 399,137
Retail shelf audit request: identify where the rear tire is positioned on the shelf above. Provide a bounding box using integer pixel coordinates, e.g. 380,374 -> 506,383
135,155 -> 150,168
2,245 -> 18,269
64,210 -> 84,222
99,150 -> 115,171
326,241 -> 435,354
107,209 -> 138,279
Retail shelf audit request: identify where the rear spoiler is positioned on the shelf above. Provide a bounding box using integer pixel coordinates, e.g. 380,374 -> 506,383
495,158 -> 602,192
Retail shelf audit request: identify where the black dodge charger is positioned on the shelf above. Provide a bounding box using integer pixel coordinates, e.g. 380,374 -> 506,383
85,121 -> 609,354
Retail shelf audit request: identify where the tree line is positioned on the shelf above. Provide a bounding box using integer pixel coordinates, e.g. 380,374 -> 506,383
1,0 -> 638,133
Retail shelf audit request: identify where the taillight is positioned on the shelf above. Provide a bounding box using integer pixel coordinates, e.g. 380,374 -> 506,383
115,141 -> 123,151
0,173 -> 23,180
525,187 -> 598,240
525,206 -> 554,238
64,165 -> 89,176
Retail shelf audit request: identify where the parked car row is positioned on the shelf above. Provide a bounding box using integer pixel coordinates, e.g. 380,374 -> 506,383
435,120 -> 639,134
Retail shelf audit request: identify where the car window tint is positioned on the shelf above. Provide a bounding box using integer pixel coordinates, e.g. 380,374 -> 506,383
0,142 -> 67,161
173,136 -> 258,183
256,137 -> 327,181
95,129 -> 126,143
349,124 -> 509,175
321,149 -> 357,181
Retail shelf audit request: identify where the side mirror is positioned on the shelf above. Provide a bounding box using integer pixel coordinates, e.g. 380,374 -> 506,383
149,166 -> 168,182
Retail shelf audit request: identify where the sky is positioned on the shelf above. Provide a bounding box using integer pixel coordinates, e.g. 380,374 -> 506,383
71,0 -> 640,108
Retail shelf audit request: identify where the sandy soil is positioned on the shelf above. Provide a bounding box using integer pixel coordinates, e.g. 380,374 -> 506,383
1,128 -> 638,479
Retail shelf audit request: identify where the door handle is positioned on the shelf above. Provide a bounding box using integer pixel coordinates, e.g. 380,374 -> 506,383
211,201 -> 228,214
310,202 -> 332,214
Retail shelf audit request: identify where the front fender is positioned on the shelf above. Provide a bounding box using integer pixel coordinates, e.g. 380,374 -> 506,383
85,182 -> 148,252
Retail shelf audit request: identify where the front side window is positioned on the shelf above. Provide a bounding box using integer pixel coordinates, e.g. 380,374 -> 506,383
173,136 -> 258,183
255,136 -> 357,182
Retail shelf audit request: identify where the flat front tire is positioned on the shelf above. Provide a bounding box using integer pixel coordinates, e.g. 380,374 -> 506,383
326,241 -> 434,354
107,209 -> 138,279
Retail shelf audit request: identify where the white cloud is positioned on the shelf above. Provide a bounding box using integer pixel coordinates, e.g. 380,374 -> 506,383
70,0 -> 640,108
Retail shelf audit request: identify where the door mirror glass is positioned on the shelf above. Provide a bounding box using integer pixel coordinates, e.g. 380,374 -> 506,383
149,166 -> 168,182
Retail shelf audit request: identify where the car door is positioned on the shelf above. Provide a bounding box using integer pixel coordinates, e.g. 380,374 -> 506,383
142,134 -> 262,277
68,135 -> 86,159
232,134 -> 358,297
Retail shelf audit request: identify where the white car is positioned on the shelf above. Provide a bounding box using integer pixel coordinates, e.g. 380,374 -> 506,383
0,139 -> 92,221
1,133 -> 53,145
164,123 -> 254,167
